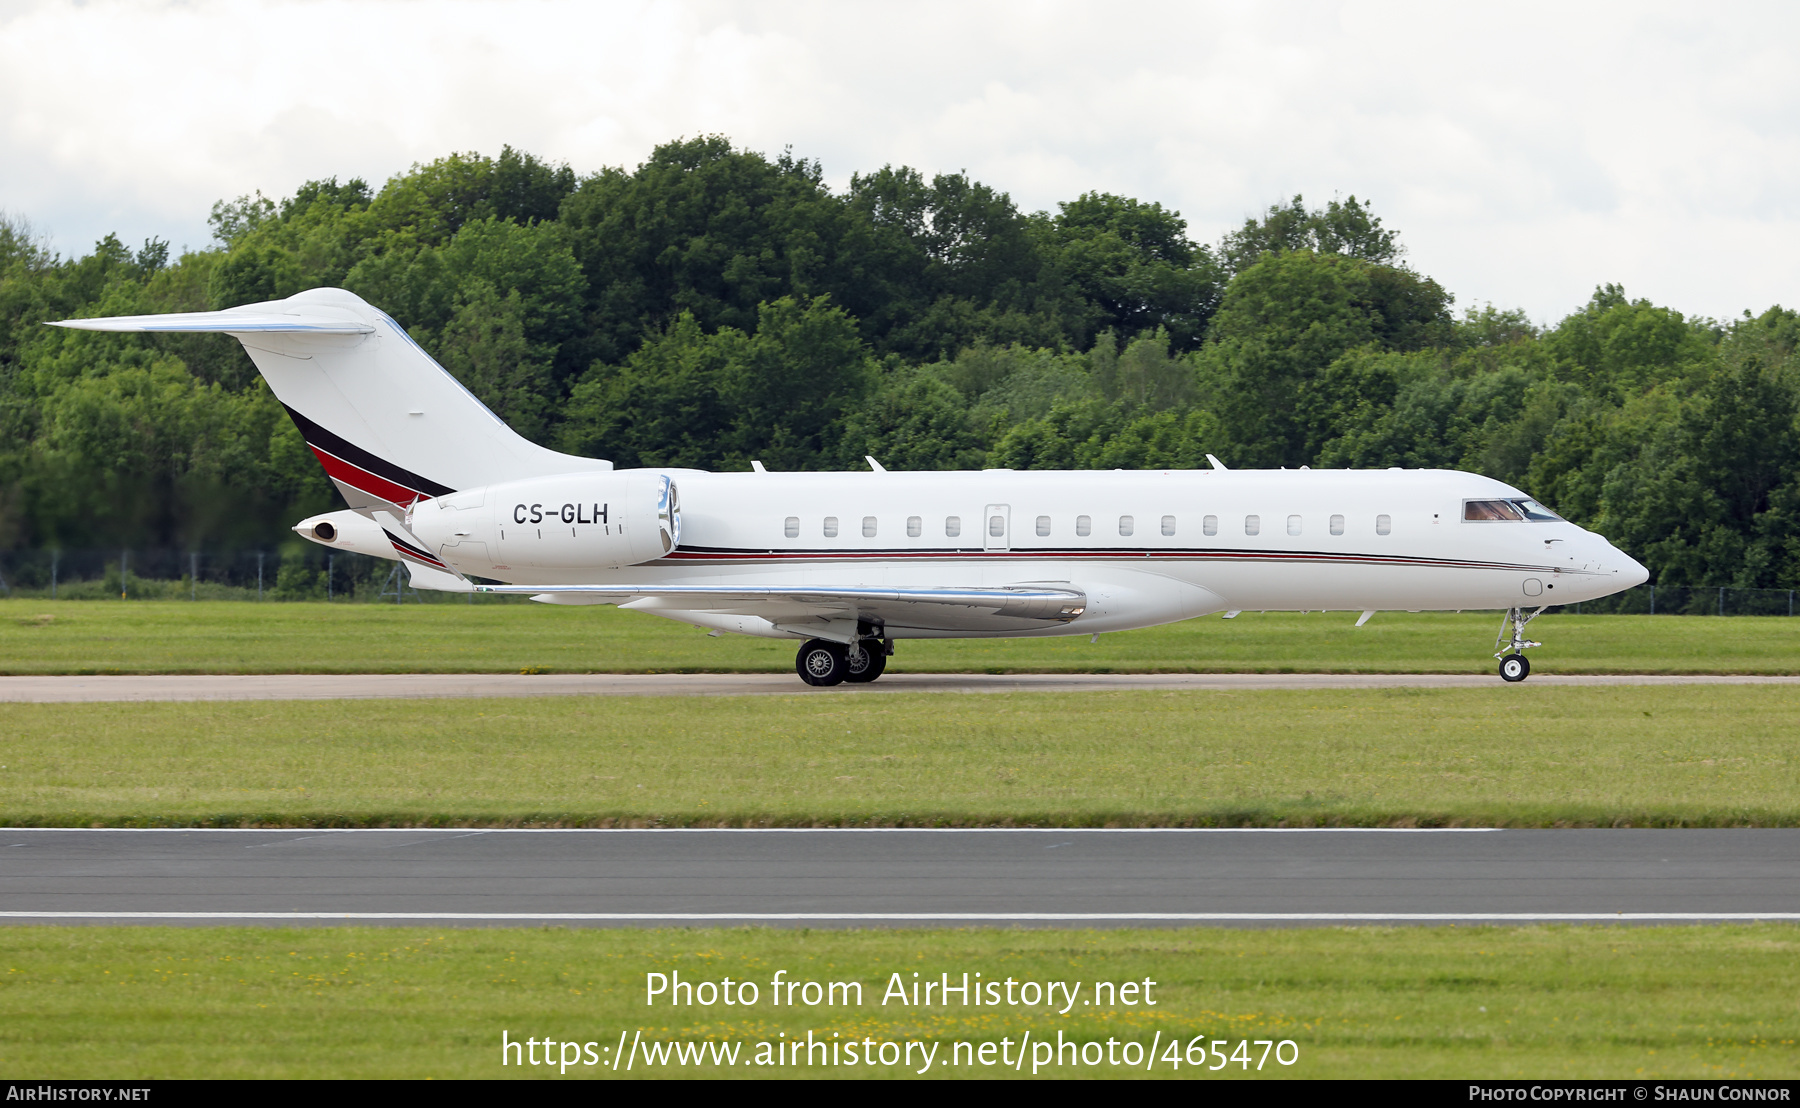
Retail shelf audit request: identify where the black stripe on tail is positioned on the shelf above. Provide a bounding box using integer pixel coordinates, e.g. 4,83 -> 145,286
282,404 -> 455,498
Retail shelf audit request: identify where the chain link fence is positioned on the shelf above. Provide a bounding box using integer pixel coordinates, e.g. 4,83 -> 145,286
0,547 -> 501,604
1546,584 -> 1800,616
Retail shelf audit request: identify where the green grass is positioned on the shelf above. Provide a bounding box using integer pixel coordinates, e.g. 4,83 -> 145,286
3,686 -> 1795,827
2,599 -> 1800,675
0,924 -> 1793,1078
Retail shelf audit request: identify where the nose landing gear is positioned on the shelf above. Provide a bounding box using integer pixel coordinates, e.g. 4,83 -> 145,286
1494,606 -> 1545,682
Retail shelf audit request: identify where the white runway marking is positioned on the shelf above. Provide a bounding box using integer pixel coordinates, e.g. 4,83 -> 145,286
4,911 -> 1798,922
4,671 -> 1799,702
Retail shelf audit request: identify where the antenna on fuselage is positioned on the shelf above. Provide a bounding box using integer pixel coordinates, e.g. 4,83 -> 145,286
1206,454 -> 1229,471
866,456 -> 887,473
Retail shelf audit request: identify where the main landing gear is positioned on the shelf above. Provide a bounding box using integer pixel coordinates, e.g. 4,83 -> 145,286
1494,605 -> 1546,682
796,637 -> 891,686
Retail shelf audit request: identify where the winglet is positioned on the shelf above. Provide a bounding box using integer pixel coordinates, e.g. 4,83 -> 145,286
1206,453 -> 1229,471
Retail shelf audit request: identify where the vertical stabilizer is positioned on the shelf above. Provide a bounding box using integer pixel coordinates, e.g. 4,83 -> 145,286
51,287 -> 610,512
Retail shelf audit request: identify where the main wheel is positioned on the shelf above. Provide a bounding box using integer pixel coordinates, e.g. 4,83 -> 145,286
1499,653 -> 1530,682
796,639 -> 848,686
844,644 -> 887,683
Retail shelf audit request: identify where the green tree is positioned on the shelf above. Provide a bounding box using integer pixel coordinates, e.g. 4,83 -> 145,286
1546,284 -> 1716,400
560,295 -> 872,470
1597,363 -> 1800,587
1042,192 -> 1222,350
1199,251 -> 1452,466
559,137 -> 863,367
1218,193 -> 1403,276
834,368 -> 989,471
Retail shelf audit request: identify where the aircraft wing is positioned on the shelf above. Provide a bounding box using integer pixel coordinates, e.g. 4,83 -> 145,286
476,582 -> 1088,636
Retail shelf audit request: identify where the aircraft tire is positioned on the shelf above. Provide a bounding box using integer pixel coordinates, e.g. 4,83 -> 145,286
796,639 -> 848,686
1499,653 -> 1530,682
844,645 -> 887,683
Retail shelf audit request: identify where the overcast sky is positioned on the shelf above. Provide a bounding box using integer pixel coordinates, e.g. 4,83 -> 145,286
3,0 -> 1796,324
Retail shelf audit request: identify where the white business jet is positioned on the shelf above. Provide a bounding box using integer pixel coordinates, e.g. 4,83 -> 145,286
56,287 -> 1648,684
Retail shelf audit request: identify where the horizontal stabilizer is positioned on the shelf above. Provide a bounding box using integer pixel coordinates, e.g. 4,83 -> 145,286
49,308 -> 373,335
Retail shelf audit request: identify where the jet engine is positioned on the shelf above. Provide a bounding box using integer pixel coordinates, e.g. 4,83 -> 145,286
409,470 -> 680,574
293,509 -> 399,559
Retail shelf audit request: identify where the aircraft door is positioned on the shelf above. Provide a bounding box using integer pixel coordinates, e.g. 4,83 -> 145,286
984,504 -> 1011,551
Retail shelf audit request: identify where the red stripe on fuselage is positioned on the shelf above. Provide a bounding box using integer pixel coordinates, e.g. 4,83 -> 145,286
309,446 -> 432,507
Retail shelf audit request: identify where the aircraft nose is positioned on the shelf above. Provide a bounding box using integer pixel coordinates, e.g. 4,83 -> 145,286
1616,549 -> 1650,588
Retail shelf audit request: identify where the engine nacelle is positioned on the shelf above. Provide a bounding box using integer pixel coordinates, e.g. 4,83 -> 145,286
410,470 -> 680,574
294,509 -> 400,560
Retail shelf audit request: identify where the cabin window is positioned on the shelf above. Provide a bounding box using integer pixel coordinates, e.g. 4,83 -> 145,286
823,516 -> 839,538
989,514 -> 1006,538
1161,515 -> 1176,537
907,516 -> 922,538
784,516 -> 799,539
863,516 -> 878,538
1245,514 -> 1260,536
1076,515 -> 1092,537
1287,514 -> 1302,536
1119,515 -> 1135,537
1329,514 -> 1345,536
1464,499 -> 1525,521
1376,514 -> 1392,535
1203,514 -> 1218,536
945,516 -> 961,538
1036,515 -> 1051,537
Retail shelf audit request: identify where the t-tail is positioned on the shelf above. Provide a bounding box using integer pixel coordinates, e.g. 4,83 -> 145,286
50,287 -> 611,515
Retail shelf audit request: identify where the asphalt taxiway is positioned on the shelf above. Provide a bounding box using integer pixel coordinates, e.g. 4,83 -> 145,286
3,828 -> 1796,927
3,671 -> 1798,701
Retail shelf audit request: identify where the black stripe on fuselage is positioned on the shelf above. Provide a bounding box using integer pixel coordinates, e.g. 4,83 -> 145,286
382,528 -> 445,567
281,403 -> 455,499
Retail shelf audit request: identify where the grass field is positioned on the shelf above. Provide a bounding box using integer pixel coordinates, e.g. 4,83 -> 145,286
2,599 -> 1800,675
3,685 -> 1795,827
5,608 -> 1793,1083
0,924 -> 1793,1079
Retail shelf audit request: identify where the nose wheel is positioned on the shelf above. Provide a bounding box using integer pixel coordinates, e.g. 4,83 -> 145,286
1494,606 -> 1545,682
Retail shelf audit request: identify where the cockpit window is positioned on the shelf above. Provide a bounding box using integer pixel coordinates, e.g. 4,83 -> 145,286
1464,499 -> 1524,521
1464,498 -> 1565,522
1512,498 -> 1563,521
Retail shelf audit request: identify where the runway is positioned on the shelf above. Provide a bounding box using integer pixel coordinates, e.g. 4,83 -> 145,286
3,828 -> 1797,927
4,671 -> 1799,702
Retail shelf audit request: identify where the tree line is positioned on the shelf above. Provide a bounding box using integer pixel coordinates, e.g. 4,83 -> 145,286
1,136 -> 1797,591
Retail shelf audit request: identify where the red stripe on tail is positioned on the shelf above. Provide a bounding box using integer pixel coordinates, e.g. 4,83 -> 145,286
310,447 -> 433,507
